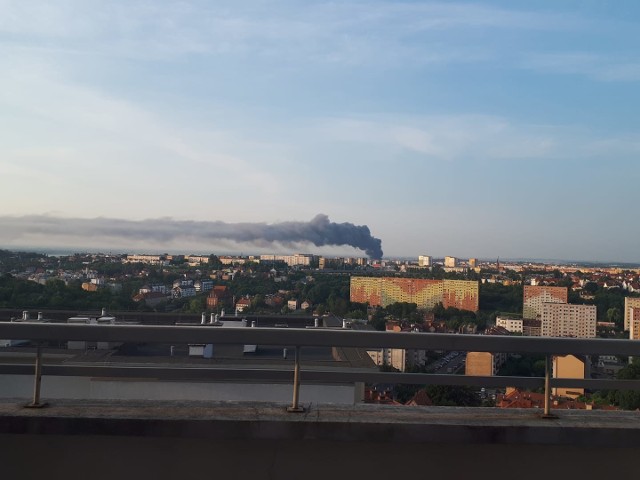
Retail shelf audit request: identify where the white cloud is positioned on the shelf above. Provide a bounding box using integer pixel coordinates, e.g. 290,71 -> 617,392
0,1 -> 579,65
309,114 -> 640,162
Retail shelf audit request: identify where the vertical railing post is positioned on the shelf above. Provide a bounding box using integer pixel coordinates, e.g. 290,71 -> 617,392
542,354 -> 556,419
287,345 -> 305,413
25,343 -> 47,408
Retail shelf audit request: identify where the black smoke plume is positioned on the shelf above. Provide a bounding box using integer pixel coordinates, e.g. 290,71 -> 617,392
0,214 -> 384,258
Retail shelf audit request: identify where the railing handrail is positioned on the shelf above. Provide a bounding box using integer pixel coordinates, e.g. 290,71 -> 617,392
1,362 -> 639,391
1,322 -> 639,356
2,321 -> 639,413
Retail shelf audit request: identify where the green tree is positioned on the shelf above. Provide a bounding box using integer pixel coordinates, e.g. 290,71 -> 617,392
423,385 -> 481,407
612,359 -> 640,410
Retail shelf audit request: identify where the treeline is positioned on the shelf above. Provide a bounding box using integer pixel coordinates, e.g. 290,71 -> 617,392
0,274 -> 137,311
585,359 -> 640,410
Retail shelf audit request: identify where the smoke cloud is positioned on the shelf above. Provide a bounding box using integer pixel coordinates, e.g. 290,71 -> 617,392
0,214 -> 384,259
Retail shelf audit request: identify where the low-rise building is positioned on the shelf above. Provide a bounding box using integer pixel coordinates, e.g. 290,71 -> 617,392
194,279 -> 214,293
207,286 -> 231,309
235,297 -> 251,313
496,316 -> 523,333
172,285 -> 196,298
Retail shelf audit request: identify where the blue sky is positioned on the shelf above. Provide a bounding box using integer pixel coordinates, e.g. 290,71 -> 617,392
1,1 -> 639,262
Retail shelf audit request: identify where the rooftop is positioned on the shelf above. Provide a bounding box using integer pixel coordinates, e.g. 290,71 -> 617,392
2,398 -> 640,447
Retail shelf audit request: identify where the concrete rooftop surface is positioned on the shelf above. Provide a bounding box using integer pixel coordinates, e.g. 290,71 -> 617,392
2,398 -> 640,447
3,399 -> 640,480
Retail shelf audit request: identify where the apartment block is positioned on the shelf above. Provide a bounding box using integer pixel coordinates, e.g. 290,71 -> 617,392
418,255 -> 432,267
523,285 -> 568,319
540,303 -> 597,338
630,307 -> 640,340
259,254 -> 315,267
367,348 -> 426,372
444,256 -> 458,268
350,277 -> 479,312
124,254 -> 168,266
522,318 -> 542,336
624,297 -> 640,331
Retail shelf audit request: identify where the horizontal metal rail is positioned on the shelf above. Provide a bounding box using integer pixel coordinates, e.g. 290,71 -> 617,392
2,322 -> 640,414
2,322 -> 640,356
1,363 -> 640,391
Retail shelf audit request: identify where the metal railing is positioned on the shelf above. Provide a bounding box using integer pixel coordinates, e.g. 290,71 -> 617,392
2,322 -> 640,417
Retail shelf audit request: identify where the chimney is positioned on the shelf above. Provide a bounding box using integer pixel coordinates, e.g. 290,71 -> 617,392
210,313 -> 215,324
22,311 -> 29,321
101,307 -> 107,317
342,319 -> 348,329
201,312 -> 206,325
314,318 -> 319,328
251,321 -> 256,328
37,312 -> 43,320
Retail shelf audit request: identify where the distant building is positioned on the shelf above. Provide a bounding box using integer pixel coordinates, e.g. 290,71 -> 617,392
464,326 -> 510,376
367,348 -> 426,372
553,355 -> 589,399
235,297 -> 251,313
287,299 -> 300,311
624,297 -> 640,331
630,307 -> 640,340
81,282 -> 99,292
465,351 -> 506,376
444,256 -> 458,268
541,303 -> 597,338
194,279 -> 214,293
259,254 -> 315,267
523,318 -> 542,336
124,254 -> 168,266
350,277 -> 479,312
468,258 -> 477,268
172,285 -> 196,298
523,285 -> 568,319
133,291 -> 166,308
207,286 -> 231,309
418,255 -> 432,268
173,278 -> 194,289
496,316 -> 523,333
187,255 -> 210,266
218,256 -> 247,265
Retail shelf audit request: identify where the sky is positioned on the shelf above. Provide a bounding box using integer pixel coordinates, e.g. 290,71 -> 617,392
1,1 -> 640,262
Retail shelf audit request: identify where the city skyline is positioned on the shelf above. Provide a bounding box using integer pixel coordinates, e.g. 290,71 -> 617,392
2,1 -> 640,262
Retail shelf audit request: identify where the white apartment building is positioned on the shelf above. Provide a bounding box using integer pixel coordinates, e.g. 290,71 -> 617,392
260,254 -> 314,267
625,297 -> 640,331
444,256 -> 458,268
367,348 -> 426,372
495,316 -> 523,334
187,255 -> 210,266
541,303 -> 597,338
630,307 -> 640,340
124,254 -> 168,265
418,255 -> 432,268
